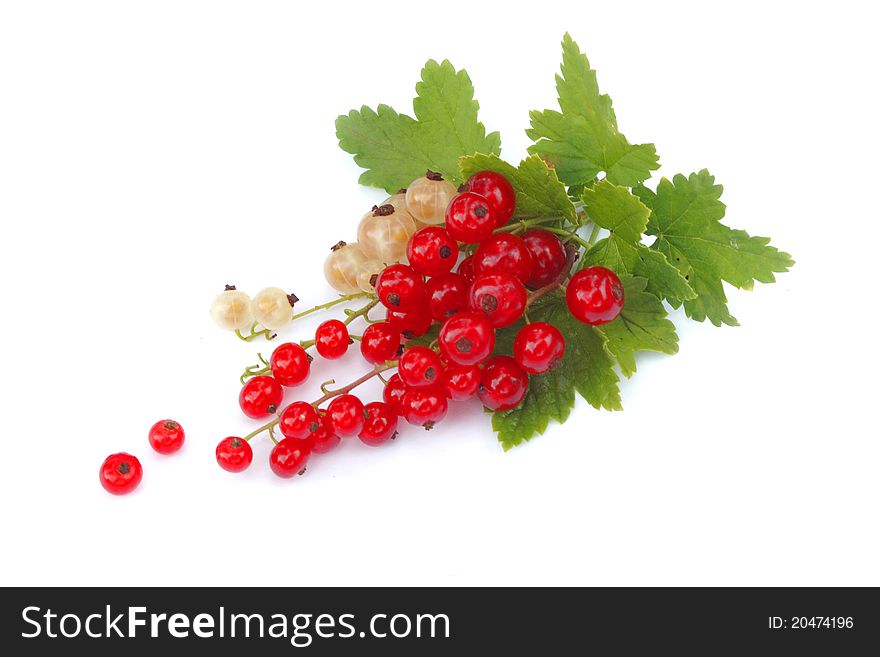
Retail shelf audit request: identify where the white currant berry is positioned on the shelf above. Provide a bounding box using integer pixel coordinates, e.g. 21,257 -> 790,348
324,241 -> 369,294
210,287 -> 255,331
382,191 -> 409,216
357,204 -> 417,263
252,286 -> 294,330
405,171 -> 457,225
356,258 -> 385,293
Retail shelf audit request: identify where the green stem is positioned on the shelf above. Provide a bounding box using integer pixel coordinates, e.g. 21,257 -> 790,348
588,223 -> 601,245
290,292 -> 370,322
236,323 -> 275,342
343,299 -> 379,326
540,226 -> 592,251
495,215 -> 567,234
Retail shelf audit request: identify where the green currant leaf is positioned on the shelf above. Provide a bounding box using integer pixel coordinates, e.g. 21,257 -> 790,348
336,60 -> 501,194
595,277 -> 679,377
527,34 -> 659,187
459,153 -> 578,225
491,295 -> 621,450
581,179 -> 650,242
635,170 -> 795,326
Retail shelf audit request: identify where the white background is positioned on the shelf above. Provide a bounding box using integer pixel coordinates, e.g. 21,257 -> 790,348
1,1 -> 877,586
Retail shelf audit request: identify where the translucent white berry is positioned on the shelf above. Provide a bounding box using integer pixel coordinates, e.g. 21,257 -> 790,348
252,287 -> 294,330
356,258 -> 385,293
382,191 -> 409,216
357,204 -> 417,263
324,241 -> 369,294
405,171 -> 457,225
210,287 -> 254,331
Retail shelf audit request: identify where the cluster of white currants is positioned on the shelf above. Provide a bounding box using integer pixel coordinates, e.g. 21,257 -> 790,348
323,171 -> 457,294
210,285 -> 297,332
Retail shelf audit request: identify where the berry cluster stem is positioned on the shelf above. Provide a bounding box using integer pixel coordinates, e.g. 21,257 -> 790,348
290,291 -> 370,322
343,298 -> 380,326
526,242 -> 579,306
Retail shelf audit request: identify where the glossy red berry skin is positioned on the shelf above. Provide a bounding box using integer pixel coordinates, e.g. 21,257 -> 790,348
99,453 -> 143,495
215,436 -> 253,473
270,342 -> 312,387
315,319 -> 350,359
375,264 -> 427,311
239,375 -> 284,419
478,356 -> 529,411
269,438 -> 311,478
383,373 -> 409,416
426,272 -> 470,321
386,304 -> 432,339
407,226 -> 459,276
359,401 -> 398,446
398,346 -> 444,388
444,363 -> 481,400
326,394 -> 366,437
474,233 -> 534,284
457,255 -> 477,283
438,311 -> 495,366
522,229 -> 567,288
464,170 -> 516,227
513,321 -> 566,374
311,412 -> 341,453
402,385 -> 448,429
469,272 -> 527,328
279,401 -> 320,440
360,321 -> 401,364
444,191 -> 496,243
566,266 -> 625,325
148,419 -> 185,454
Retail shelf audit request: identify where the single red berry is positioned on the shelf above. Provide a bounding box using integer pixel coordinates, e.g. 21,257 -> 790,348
359,401 -> 399,446
148,419 -> 185,455
270,342 -> 312,387
311,412 -> 341,453
457,255 -> 477,283
315,319 -> 350,359
326,394 -> 366,437
438,311 -> 495,366
566,266 -> 625,325
99,453 -> 143,495
522,229 -> 567,288
398,346 -> 444,388
478,356 -> 529,411
279,401 -> 320,441
474,233 -> 534,284
386,303 -> 433,339
402,385 -> 448,429
407,226 -> 459,276
383,373 -> 409,416
375,264 -> 427,311
469,272 -> 527,328
215,436 -> 253,473
239,375 -> 284,419
513,321 -> 566,374
360,322 -> 401,364
426,272 -> 470,321
269,438 -> 311,478
463,170 -> 516,227
443,362 -> 481,400
444,191 -> 496,243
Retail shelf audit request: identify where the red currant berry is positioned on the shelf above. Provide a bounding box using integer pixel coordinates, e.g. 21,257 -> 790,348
269,438 -> 311,478
407,226 -> 459,276
311,412 -> 341,453
444,191 -> 496,243
402,385 -> 448,429
457,255 -> 477,283
566,266 -> 625,325
215,436 -> 253,473
469,272 -> 527,328
279,401 -> 320,440
438,311 -> 495,366
522,229 -> 567,288
513,321 -> 566,374
383,373 -> 409,415
443,362 -> 481,400
359,401 -> 399,446
99,453 -> 143,495
239,375 -> 284,419
386,303 -> 433,339
315,319 -> 350,359
375,264 -> 427,311
148,419 -> 185,454
425,272 -> 470,321
478,356 -> 529,411
326,394 -> 366,437
463,170 -> 516,227
474,233 -> 534,284
270,342 -> 312,387
398,346 -> 444,388
360,322 -> 401,364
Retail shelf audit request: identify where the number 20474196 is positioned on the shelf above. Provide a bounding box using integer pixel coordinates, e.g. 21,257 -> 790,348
768,617 -> 854,630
